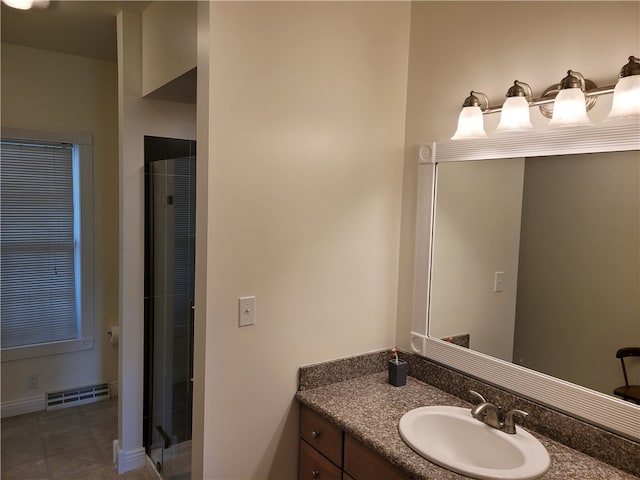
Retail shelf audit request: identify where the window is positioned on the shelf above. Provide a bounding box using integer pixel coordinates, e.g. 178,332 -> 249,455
1,128 -> 94,361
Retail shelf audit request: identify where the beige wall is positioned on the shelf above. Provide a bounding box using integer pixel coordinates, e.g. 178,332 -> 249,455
397,1 -> 640,348
430,158 -> 525,362
142,1 -> 196,96
198,2 -> 411,478
0,44 -> 119,407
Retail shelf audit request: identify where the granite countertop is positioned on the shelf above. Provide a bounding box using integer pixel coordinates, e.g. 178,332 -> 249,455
296,373 -> 639,480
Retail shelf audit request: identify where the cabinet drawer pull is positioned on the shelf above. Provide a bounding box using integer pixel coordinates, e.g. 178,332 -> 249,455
311,430 -> 320,438
311,469 -> 319,478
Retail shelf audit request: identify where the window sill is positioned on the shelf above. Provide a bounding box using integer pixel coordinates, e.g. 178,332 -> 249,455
1,337 -> 95,363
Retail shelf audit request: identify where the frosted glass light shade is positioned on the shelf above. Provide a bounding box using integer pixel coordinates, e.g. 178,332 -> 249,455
606,75 -> 640,120
496,96 -> 533,132
451,106 -> 487,140
549,88 -> 592,127
2,0 -> 33,8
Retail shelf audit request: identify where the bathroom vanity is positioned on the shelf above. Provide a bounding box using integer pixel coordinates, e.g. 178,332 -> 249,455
299,405 -> 409,480
296,351 -> 640,480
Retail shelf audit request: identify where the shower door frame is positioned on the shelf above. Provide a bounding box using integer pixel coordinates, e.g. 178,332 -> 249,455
143,135 -> 196,479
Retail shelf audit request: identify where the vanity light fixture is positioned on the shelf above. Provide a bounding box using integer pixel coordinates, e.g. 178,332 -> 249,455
495,81 -> 533,132
451,91 -> 489,140
452,54 -> 640,139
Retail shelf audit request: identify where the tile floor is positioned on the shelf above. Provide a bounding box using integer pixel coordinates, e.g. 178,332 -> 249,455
1,397 -> 157,480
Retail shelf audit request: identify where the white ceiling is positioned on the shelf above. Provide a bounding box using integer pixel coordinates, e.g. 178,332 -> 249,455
1,1 -> 150,61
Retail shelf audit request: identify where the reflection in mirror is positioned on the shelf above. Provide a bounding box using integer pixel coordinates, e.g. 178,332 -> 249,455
429,151 -> 640,398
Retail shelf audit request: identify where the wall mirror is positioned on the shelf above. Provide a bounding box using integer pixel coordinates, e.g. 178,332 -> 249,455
411,120 -> 640,441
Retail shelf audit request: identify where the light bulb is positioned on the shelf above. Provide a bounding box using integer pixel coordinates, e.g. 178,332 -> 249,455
2,0 -> 34,9
451,106 -> 487,140
548,88 -> 592,127
496,96 -> 533,132
607,75 -> 640,120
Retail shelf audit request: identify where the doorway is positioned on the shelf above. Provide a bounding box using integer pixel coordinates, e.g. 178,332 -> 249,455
144,136 -> 196,480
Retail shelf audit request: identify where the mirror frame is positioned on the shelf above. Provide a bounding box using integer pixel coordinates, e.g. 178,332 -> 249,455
411,119 -> 640,441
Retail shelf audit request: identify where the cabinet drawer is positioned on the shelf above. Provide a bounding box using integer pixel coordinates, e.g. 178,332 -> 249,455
299,439 -> 342,480
300,406 -> 343,466
343,433 -> 410,480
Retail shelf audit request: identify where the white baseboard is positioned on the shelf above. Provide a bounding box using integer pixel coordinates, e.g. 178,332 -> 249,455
113,439 -> 119,466
114,440 -> 159,478
116,442 -> 146,474
1,394 -> 45,418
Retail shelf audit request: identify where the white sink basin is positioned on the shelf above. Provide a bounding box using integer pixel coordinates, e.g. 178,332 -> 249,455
398,406 -> 550,480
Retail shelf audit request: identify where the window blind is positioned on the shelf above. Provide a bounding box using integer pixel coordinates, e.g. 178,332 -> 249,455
1,139 -> 79,349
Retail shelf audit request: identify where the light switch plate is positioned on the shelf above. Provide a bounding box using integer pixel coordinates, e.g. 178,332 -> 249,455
238,296 -> 255,327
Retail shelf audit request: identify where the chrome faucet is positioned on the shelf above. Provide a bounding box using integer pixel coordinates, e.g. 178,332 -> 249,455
469,390 -> 529,434
470,397 -> 503,429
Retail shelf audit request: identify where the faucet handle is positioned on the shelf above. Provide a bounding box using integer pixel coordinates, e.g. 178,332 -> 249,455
503,409 -> 529,434
469,390 -> 486,404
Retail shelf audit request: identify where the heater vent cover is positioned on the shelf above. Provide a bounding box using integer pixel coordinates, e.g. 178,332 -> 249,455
46,383 -> 110,411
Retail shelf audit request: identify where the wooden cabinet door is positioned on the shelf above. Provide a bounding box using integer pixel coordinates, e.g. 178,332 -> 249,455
343,433 -> 410,480
299,439 -> 342,480
300,406 -> 343,466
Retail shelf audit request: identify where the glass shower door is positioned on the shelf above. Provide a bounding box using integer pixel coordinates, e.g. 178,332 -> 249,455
144,137 -> 195,480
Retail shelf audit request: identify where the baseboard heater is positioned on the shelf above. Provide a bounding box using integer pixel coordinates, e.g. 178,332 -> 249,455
46,383 -> 110,411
